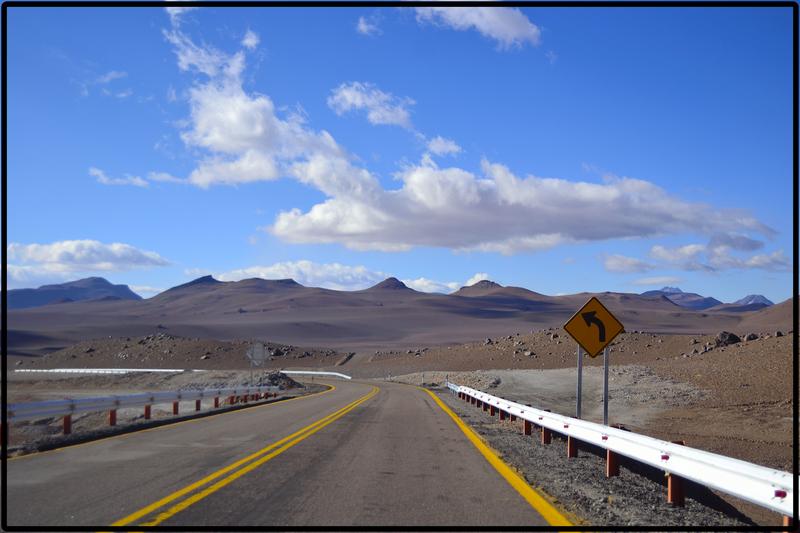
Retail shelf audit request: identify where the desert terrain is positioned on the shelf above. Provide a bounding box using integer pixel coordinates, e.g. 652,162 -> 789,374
4,277 -> 794,526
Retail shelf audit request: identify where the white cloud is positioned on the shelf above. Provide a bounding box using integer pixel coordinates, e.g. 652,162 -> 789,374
327,82 -> 414,129
402,277 -> 459,293
241,29 -> 260,50
632,276 -> 683,286
602,254 -> 654,273
115,89 -> 133,99
165,5 -> 197,27
708,248 -> 790,272
153,19 -> 776,258
130,285 -> 166,297
615,237 -> 790,274
545,50 -> 558,64
90,167 -> 148,187
415,7 -> 541,49
465,272 -> 491,286
427,136 -> 462,156
8,240 -> 169,286
148,171 -> 186,184
356,16 -> 381,36
650,243 -> 705,263
214,260 -> 386,291
271,156 -> 771,254
96,70 -> 127,84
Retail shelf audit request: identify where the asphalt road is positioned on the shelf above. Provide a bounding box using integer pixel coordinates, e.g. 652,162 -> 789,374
5,380 -> 562,527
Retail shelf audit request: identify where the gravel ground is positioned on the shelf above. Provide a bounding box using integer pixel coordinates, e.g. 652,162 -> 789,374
434,386 -> 758,528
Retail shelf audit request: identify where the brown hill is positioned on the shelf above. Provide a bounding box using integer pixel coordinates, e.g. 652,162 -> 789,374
7,276 -> 789,358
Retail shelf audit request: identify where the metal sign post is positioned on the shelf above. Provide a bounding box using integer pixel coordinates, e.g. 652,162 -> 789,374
564,297 -> 624,425
576,346 -> 584,419
603,346 -> 609,425
245,342 -> 267,384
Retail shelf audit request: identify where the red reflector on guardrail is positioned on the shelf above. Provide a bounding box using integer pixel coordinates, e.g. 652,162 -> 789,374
775,490 -> 787,499
661,454 -> 670,461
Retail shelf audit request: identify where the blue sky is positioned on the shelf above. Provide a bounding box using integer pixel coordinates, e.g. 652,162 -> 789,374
6,5 -> 794,303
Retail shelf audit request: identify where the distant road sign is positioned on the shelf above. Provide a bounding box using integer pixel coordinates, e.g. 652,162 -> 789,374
246,342 -> 267,367
563,297 -> 624,358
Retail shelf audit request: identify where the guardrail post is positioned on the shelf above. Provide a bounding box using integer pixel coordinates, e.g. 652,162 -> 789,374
523,419 -> 532,435
782,516 -> 793,528
195,399 -> 201,411
172,401 -> 179,415
567,436 -> 578,458
499,410 -> 507,421
606,450 -> 619,477
667,474 -> 684,506
667,440 -> 686,506
490,405 -> 497,416
541,427 -> 551,445
483,402 -> 489,412
214,397 -> 220,408
63,415 -> 72,435
144,405 -> 151,419
109,409 -> 117,426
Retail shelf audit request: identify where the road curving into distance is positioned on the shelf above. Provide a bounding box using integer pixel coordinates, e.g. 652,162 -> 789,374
5,380 -> 570,527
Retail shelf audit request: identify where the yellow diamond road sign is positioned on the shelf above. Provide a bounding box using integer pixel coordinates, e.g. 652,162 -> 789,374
563,297 -> 624,358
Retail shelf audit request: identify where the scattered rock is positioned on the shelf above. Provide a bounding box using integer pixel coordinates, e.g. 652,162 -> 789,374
744,333 -> 758,341
775,331 -> 784,337
715,331 -> 741,347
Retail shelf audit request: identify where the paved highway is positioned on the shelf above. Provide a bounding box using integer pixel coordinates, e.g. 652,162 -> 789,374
5,380 -> 571,527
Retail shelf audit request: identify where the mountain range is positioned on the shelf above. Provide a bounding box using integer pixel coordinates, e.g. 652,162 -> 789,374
6,276 -> 790,358
8,277 -> 142,310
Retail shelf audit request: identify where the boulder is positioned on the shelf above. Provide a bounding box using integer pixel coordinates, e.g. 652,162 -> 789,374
715,331 -> 741,347
744,333 -> 758,341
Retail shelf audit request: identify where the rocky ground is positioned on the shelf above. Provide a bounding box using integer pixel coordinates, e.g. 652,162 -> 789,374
5,326 -> 793,524
8,333 -> 350,370
4,370 -> 314,456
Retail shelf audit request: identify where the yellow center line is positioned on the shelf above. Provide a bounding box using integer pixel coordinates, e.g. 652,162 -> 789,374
422,387 -> 576,528
108,385 -> 378,528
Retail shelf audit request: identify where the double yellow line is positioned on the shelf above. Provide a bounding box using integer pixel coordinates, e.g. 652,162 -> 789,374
109,385 -> 379,528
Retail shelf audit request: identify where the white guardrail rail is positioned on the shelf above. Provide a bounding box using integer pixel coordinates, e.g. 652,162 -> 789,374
446,381 -> 795,518
14,368 -> 199,375
280,370 -> 351,380
7,385 -> 280,423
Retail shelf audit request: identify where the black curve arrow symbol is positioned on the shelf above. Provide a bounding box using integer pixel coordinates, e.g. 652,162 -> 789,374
581,311 -> 606,342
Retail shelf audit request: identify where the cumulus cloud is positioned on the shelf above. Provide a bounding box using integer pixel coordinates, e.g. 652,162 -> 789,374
427,136 -> 462,156
215,260 -> 386,290
241,29 -> 260,50
402,277 -> 459,293
90,167 -> 148,187
632,276 -> 683,286
465,272 -> 491,286
152,17 -> 776,258
327,82 -> 414,129
271,157 -> 772,254
356,16 -> 381,36
414,7 -> 541,49
610,235 -> 790,274
8,240 -> 169,286
602,254 -> 654,273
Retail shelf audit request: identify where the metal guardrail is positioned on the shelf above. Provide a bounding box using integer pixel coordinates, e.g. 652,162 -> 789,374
446,381 -> 795,517
280,370 -> 352,380
7,386 -> 279,422
14,368 -> 200,375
